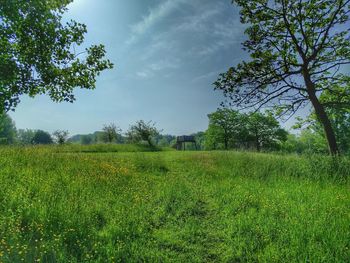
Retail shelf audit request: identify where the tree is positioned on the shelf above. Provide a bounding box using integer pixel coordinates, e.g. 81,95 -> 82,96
155,134 -> 176,147
81,135 -> 93,145
17,129 -> 35,145
206,109 -> 244,150
245,112 -> 288,152
52,130 -> 69,145
0,0 -> 113,111
215,0 -> 350,155
32,130 -> 53,144
126,120 -> 161,146
296,107 -> 350,154
102,123 -> 120,143
0,112 -> 16,144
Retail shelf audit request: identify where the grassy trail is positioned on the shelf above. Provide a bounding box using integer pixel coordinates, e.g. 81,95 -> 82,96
0,147 -> 349,262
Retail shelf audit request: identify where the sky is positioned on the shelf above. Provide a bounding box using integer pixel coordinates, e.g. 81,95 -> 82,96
9,0 -> 248,135
9,0 -> 349,136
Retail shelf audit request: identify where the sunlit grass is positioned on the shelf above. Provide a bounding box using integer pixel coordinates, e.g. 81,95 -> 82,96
0,147 -> 349,262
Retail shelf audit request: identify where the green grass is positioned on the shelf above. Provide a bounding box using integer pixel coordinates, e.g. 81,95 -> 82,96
0,146 -> 349,262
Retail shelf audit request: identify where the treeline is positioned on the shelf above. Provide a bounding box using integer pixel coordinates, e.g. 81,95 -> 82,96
1,110 -> 349,155
0,116 -> 169,147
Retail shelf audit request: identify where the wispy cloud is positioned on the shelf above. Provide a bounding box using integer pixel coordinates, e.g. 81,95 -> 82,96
135,58 -> 180,79
174,3 -> 223,33
129,1 -> 244,79
135,1 -> 244,59
126,0 -> 186,45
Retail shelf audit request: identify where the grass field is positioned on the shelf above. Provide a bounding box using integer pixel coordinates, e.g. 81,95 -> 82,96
0,145 -> 349,262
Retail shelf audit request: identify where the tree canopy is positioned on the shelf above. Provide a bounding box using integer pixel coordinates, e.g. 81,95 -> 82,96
0,0 -> 113,111
32,130 -> 53,144
206,109 -> 244,150
102,123 -> 120,143
206,109 -> 287,151
246,112 -> 288,152
52,130 -> 69,145
215,0 -> 350,155
126,120 -> 161,147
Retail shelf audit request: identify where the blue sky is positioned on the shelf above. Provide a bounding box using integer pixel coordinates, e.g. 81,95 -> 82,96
9,0 -> 248,135
9,0 -> 349,136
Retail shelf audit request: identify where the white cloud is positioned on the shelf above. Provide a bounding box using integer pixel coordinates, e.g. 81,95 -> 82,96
135,58 -> 180,79
138,1 -> 244,58
126,0 -> 186,45
174,5 -> 223,33
149,58 -> 180,71
192,70 -> 221,83
136,71 -> 152,79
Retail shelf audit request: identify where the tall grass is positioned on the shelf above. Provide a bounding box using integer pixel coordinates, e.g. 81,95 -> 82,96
0,147 -> 349,262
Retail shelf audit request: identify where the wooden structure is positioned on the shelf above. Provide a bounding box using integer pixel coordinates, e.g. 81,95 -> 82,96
175,135 -> 197,151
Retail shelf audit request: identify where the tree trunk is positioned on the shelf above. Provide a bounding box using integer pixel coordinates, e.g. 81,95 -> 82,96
255,128 -> 260,152
224,131 -> 228,150
256,136 -> 260,152
303,70 -> 339,155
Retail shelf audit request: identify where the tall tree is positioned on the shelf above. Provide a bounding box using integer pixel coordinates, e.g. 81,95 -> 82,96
246,112 -> 288,152
0,0 -> 113,111
215,0 -> 350,155
206,109 -> 243,150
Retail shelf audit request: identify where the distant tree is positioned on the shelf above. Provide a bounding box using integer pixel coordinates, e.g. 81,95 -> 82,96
245,112 -> 288,152
155,134 -> 176,147
281,134 -> 305,154
206,109 -> 244,150
17,129 -> 35,145
295,108 -> 350,154
102,123 -> 121,143
52,130 -> 69,145
81,135 -> 93,145
0,0 -> 113,111
310,87 -> 350,154
192,132 -> 206,150
0,112 -> 16,144
299,129 -> 328,154
32,130 -> 53,145
215,0 -> 350,155
126,120 -> 161,146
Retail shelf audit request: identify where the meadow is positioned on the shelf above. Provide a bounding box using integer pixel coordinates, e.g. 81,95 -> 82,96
0,145 -> 349,262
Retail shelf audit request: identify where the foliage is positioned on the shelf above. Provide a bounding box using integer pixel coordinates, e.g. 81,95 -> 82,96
206,109 -> 244,150
31,130 -> 53,144
309,109 -> 350,154
68,131 -> 108,144
0,112 -> 16,144
0,0 -> 113,111
81,135 -> 93,145
52,130 -> 69,145
17,129 -> 35,145
281,130 -> 328,154
205,109 -> 287,151
102,123 -> 121,143
0,147 -> 349,262
126,120 -> 161,146
246,112 -> 288,151
215,0 -> 350,155
154,134 -> 176,147
189,131 -> 206,150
